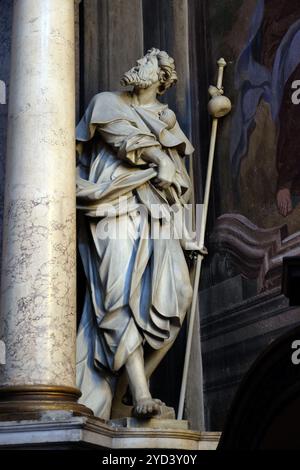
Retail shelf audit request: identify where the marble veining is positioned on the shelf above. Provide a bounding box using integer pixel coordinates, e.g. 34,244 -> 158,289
0,0 -> 76,389
0,194 -> 76,386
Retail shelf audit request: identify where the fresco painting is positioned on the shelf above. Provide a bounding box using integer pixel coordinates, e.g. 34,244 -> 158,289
208,0 -> 300,234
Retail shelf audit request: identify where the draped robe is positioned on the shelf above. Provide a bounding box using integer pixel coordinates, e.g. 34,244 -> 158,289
75,91 -> 195,418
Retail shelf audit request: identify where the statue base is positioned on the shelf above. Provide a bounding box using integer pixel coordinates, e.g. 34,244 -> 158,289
109,417 -> 188,430
0,410 -> 220,450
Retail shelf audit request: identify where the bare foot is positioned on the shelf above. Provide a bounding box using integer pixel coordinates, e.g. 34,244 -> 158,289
132,398 -> 165,418
277,188 -> 293,217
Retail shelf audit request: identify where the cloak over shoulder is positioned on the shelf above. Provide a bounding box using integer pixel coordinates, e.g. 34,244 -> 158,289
76,91 -> 194,156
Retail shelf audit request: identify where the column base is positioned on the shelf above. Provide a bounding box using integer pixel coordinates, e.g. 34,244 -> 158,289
0,385 -> 93,420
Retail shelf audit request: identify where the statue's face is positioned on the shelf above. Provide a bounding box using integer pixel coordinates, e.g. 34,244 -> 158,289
121,53 -> 160,89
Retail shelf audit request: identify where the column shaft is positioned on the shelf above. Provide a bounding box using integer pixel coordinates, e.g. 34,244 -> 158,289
0,0 -> 90,416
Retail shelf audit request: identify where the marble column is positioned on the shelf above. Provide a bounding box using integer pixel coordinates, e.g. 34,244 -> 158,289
0,0 -> 90,416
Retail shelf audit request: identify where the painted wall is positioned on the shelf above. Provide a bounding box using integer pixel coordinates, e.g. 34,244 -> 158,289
207,0 -> 300,233
201,0 -> 300,431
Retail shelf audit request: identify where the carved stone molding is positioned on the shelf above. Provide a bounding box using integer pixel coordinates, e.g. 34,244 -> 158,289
0,412 -> 220,450
210,213 -> 300,291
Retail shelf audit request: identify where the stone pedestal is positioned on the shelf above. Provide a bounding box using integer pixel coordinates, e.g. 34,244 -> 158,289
109,417 -> 189,430
0,0 -> 90,417
0,412 -> 220,450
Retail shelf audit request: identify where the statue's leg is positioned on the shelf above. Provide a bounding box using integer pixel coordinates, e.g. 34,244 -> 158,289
111,339 -> 176,418
125,345 -> 165,418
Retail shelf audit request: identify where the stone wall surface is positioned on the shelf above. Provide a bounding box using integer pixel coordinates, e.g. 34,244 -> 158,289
0,0 -> 13,268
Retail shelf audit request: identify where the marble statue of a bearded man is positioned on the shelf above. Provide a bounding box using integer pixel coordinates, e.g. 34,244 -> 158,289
76,48 -> 199,420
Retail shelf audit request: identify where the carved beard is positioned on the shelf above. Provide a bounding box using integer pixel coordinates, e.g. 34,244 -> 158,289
121,64 -> 159,89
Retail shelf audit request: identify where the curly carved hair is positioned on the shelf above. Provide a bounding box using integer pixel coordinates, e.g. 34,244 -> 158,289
146,48 -> 177,95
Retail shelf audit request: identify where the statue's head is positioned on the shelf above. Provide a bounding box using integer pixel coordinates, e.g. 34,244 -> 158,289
121,48 -> 177,95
